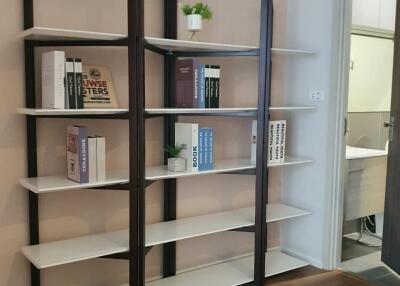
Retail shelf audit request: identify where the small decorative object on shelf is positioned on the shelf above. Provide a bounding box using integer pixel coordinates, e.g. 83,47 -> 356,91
165,144 -> 186,172
82,64 -> 119,108
181,2 -> 213,40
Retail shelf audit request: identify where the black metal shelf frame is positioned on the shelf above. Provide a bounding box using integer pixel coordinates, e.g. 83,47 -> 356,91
22,0 -> 272,285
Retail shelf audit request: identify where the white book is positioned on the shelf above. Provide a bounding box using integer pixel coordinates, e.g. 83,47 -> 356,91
251,120 -> 257,164
96,136 -> 106,181
42,51 -> 65,109
88,137 -> 97,183
269,121 -> 281,164
279,120 -> 287,162
175,123 -> 199,172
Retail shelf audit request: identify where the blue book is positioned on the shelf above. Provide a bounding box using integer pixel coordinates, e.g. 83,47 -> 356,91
198,128 -> 205,170
199,128 -> 213,170
207,128 -> 214,169
198,64 -> 206,108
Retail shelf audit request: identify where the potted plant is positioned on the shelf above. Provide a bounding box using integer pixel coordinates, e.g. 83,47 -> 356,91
165,144 -> 186,172
181,2 -> 213,33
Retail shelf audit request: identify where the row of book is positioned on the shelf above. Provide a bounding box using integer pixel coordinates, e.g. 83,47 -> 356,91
176,59 -> 221,109
67,125 -> 106,183
42,51 -> 119,110
175,123 -> 214,171
251,120 -> 287,164
42,51 -> 84,109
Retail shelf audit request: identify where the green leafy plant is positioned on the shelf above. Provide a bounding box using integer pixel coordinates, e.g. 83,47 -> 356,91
181,2 -> 213,20
165,144 -> 185,158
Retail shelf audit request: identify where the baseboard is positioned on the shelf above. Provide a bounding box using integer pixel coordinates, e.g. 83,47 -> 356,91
281,247 -> 324,269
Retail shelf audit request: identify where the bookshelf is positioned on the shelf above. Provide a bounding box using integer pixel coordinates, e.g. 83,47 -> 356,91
22,204 -> 310,269
20,0 -> 316,286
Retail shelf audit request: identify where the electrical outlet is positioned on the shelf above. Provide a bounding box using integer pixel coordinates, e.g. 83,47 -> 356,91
310,90 -> 324,102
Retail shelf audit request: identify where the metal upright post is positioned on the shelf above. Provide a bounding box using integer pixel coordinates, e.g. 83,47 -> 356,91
127,0 -> 144,284
24,0 -> 40,285
254,0 -> 273,285
163,0 -> 178,278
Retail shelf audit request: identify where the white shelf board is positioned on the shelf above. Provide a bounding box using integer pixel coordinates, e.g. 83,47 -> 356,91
20,170 -> 128,194
17,108 -> 129,116
145,37 -> 316,55
269,106 -> 316,111
143,250 -> 309,286
22,204 -> 309,269
145,107 -> 257,115
20,158 -> 311,193
146,203 -> 310,247
20,27 -> 126,41
145,37 -> 257,52
145,158 -> 254,181
22,230 -> 128,269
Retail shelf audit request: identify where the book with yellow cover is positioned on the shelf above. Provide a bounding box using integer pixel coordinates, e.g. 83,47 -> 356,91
82,64 -> 119,108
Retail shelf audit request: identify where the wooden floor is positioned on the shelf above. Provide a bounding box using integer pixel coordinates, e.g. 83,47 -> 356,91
266,266 -> 374,286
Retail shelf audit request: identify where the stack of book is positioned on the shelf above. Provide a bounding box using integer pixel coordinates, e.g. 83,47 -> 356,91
42,51 -> 119,110
67,125 -> 106,183
251,120 -> 287,164
42,51 -> 84,109
175,123 -> 214,171
175,59 -> 220,109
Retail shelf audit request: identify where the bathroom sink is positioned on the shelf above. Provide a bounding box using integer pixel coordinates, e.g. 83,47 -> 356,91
346,146 -> 388,160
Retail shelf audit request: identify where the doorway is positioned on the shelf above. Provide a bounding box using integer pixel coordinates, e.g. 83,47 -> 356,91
336,0 -> 399,284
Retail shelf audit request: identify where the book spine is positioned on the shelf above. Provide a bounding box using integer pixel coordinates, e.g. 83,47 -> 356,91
205,65 -> 211,108
67,126 -> 78,182
74,58 -> 84,109
268,121 -> 276,163
204,129 -> 209,170
64,60 -> 69,108
175,123 -> 199,172
274,121 -> 281,162
42,51 -> 65,109
198,64 -> 205,108
251,120 -> 257,164
208,128 -> 214,169
79,127 -> 89,183
88,137 -> 97,183
175,59 -> 195,108
66,58 -> 76,109
193,60 -> 199,108
198,128 -> 205,171
214,66 -> 220,108
279,120 -> 286,162
209,67 -> 216,108
96,136 -> 106,181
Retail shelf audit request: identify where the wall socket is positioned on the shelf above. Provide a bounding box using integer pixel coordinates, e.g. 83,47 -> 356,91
310,90 -> 324,102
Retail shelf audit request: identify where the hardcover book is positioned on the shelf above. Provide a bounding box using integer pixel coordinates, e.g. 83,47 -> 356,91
67,125 -> 88,183
210,65 -> 220,108
198,127 -> 213,171
175,59 -> 200,108
198,64 -> 206,108
82,64 -> 119,108
65,58 -> 76,109
175,123 -> 199,172
74,59 -> 84,109
96,136 -> 106,181
42,51 -> 65,109
88,137 -> 97,183
205,65 -> 211,108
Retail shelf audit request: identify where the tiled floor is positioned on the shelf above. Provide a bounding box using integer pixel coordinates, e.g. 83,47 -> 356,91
341,234 -> 400,285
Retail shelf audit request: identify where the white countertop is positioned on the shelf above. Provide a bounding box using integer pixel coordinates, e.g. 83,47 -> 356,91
346,146 -> 388,160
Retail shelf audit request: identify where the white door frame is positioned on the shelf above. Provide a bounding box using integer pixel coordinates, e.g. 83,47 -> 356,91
327,0 -> 353,270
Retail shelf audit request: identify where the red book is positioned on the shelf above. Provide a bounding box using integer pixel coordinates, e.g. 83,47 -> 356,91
175,59 -> 200,108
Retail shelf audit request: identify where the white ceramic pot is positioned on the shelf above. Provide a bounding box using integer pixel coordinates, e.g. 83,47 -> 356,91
168,157 -> 186,172
187,14 -> 203,32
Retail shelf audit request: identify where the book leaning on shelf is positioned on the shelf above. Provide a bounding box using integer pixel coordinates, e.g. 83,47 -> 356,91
175,59 -> 220,109
175,123 -> 214,172
251,120 -> 286,164
67,125 -> 106,183
41,51 -> 119,110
